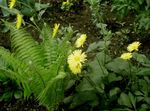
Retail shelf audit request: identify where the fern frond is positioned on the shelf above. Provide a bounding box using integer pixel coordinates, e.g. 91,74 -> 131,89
10,28 -> 44,66
0,23 -> 74,110
40,24 -> 59,68
40,23 -> 52,41
0,47 -> 31,97
38,72 -> 66,110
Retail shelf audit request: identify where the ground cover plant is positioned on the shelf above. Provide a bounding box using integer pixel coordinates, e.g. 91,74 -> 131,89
0,0 -> 150,111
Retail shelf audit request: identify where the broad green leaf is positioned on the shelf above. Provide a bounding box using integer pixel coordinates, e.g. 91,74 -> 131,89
145,97 -> 150,104
118,92 -> 132,108
70,91 -> 99,109
0,0 -> 10,17
106,58 -> 129,74
76,78 -> 95,92
133,53 -> 150,66
87,41 -> 110,52
139,104 -> 149,111
137,68 -> 150,76
21,7 -> 35,16
35,3 -> 49,11
108,73 -> 122,83
128,92 -> 136,109
137,0 -> 144,5
86,42 -> 98,52
89,52 -> 110,77
109,87 -> 120,97
146,0 -> 150,8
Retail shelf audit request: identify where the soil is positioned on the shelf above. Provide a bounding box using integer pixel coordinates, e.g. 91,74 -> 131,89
0,98 -> 48,111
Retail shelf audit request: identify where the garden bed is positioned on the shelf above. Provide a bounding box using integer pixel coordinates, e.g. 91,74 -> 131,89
0,0 -> 150,111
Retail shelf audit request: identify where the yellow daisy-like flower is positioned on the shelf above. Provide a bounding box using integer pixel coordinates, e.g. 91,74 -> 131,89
68,50 -> 87,74
127,41 -> 141,52
63,0 -> 70,6
120,52 -> 132,60
9,0 -> 16,9
16,13 -> 22,29
52,23 -> 60,38
75,34 -> 87,48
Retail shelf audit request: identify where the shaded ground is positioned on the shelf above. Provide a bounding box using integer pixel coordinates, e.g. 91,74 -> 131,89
0,98 -> 48,111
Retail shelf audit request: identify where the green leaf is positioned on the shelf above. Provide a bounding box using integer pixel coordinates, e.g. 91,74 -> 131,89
106,58 -> 129,74
14,91 -> 22,99
1,92 -> 13,101
109,87 -> 120,97
136,68 -> 150,76
108,73 -> 122,83
133,53 -> 150,66
118,92 -> 132,108
137,0 -> 144,5
139,104 -> 149,111
0,0 -> 10,17
21,7 -> 35,16
70,91 -> 99,109
128,92 -> 136,109
89,52 -> 110,77
146,0 -> 150,8
35,3 -> 49,11
76,78 -> 95,92
87,41 -> 110,52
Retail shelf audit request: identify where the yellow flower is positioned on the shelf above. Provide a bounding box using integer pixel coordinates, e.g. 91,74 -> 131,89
68,50 -> 87,74
127,41 -> 141,52
120,52 -> 132,60
52,23 -> 60,38
9,0 -> 16,9
16,13 -> 22,29
75,34 -> 87,48
63,0 -> 70,6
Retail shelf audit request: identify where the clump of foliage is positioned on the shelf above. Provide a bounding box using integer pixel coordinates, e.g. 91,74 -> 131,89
0,22 -> 74,110
62,24 -> 150,110
112,0 -> 150,30
1,0 -> 150,111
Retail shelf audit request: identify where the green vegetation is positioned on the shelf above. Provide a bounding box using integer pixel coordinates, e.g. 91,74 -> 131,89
0,0 -> 150,111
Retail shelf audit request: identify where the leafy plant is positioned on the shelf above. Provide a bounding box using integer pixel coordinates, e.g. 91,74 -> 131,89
62,23 -> 150,110
0,23 -> 74,110
0,76 -> 22,101
112,0 -> 150,30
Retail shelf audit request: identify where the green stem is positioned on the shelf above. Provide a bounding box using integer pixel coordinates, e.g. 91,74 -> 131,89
126,61 -> 132,89
30,17 -> 41,32
96,56 -> 105,75
30,64 -> 46,88
128,61 -> 132,76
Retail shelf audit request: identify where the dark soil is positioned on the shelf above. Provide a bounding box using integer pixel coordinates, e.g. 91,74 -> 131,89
0,98 -> 48,111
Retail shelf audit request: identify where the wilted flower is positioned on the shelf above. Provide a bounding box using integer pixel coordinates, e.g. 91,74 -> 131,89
9,0 -> 16,9
67,50 -> 87,74
75,34 -> 87,48
16,13 -> 22,29
127,41 -> 141,52
120,52 -> 132,60
52,23 -> 60,38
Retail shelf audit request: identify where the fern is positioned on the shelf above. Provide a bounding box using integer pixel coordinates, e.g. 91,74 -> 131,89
11,28 -> 44,66
0,47 -> 31,97
0,23 -> 73,110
